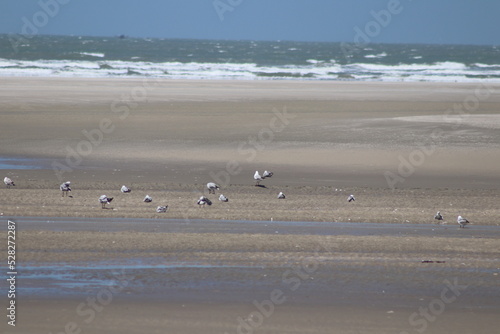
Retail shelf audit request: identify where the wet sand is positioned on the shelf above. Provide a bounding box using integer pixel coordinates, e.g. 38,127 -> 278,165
8,218 -> 500,334
1,77 -> 500,333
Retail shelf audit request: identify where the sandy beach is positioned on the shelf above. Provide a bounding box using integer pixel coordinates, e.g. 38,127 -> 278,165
1,77 -> 499,333
1,78 -> 500,221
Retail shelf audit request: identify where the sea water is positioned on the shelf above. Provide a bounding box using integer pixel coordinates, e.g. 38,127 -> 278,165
0,34 -> 499,82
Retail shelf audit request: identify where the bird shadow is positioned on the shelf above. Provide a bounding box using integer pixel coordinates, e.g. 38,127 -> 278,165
255,184 -> 267,189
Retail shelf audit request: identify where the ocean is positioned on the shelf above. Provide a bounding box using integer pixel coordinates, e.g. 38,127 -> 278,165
1,34 -> 499,82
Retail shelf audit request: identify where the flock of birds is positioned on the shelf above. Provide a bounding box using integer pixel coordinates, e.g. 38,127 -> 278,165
3,174 -> 473,227
2,171 -> 281,213
96,187 -> 169,212
197,171 -> 278,207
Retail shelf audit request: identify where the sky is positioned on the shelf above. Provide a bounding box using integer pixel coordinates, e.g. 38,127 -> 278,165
0,0 -> 499,45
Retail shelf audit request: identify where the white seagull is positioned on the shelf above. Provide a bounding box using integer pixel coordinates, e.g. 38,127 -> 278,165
4,177 -> 15,188
121,185 -> 131,193
263,170 -> 273,178
457,215 -> 470,228
99,195 -> 113,209
143,195 -> 153,203
156,206 -> 168,213
219,194 -> 228,202
60,181 -> 71,197
434,211 -> 443,222
347,194 -> 355,202
207,182 -> 220,194
254,171 -> 263,186
277,192 -> 286,199
197,196 -> 212,207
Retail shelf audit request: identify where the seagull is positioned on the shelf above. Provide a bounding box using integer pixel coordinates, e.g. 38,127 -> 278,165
99,195 -> 113,209
60,181 -> 71,197
457,215 -> 470,228
347,194 -> 355,202
156,205 -> 168,213
434,211 -> 443,222
263,170 -> 273,178
4,177 -> 15,188
277,192 -> 285,199
143,195 -> 153,203
197,196 -> 212,207
121,185 -> 131,193
254,171 -> 263,186
207,182 -> 220,194
219,194 -> 228,202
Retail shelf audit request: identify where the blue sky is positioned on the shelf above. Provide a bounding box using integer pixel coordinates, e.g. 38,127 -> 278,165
0,0 -> 499,45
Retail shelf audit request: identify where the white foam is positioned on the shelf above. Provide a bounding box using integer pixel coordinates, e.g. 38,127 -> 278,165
0,58 -> 499,82
79,52 -> 105,58
364,52 -> 387,59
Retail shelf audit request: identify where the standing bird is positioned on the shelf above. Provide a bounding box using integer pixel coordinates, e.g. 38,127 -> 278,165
434,211 -> 443,222
277,192 -> 286,199
207,182 -> 220,194
457,215 -> 470,228
197,196 -> 212,207
121,185 -> 131,193
254,171 -> 263,186
156,205 -> 168,213
60,181 -> 71,197
4,177 -> 15,188
219,194 -> 229,202
347,194 -> 355,202
143,195 -> 153,203
99,195 -> 113,209
263,170 -> 273,178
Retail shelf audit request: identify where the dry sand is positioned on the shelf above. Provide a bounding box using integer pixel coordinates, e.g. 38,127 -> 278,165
1,77 -> 500,333
1,77 -> 500,190
1,183 -> 500,225
1,77 -> 499,221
